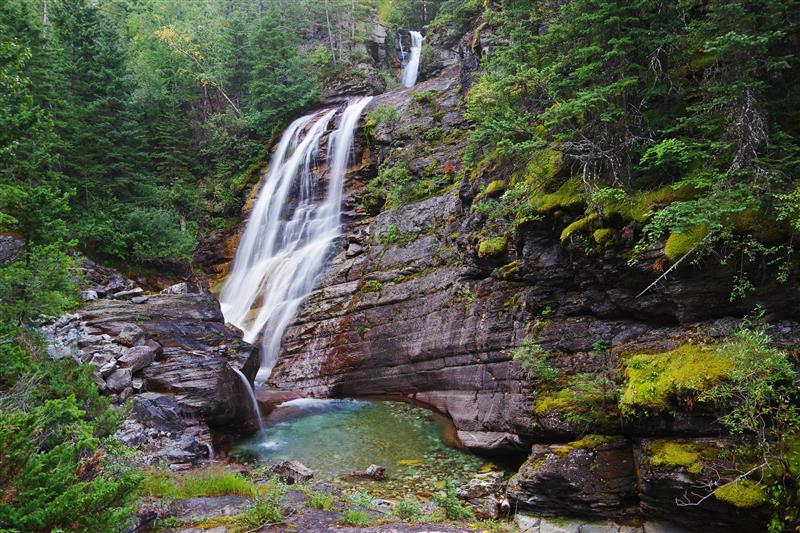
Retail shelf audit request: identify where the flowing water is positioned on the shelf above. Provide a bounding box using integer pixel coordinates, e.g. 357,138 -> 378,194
401,31 -> 423,87
231,367 -> 265,433
231,399 -> 493,494
219,97 -> 372,384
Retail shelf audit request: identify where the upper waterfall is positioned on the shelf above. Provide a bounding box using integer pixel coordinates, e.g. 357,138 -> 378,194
219,97 -> 373,383
400,31 -> 423,87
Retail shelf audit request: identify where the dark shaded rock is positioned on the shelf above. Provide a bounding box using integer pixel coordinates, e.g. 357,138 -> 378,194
116,323 -> 144,347
0,235 -> 23,264
507,437 -> 639,520
268,460 -> 314,484
132,393 -> 185,432
118,344 -> 158,372
634,438 -> 770,533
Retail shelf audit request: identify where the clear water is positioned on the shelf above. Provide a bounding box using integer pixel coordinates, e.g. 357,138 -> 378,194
231,399 -> 492,490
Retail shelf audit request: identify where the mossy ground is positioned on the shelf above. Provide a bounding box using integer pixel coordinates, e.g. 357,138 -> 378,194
620,343 -> 732,415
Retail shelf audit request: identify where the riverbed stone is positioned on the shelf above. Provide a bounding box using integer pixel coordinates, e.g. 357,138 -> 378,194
268,460 -> 314,484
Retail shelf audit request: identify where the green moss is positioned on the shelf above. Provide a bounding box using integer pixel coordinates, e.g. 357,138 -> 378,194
593,228 -> 614,245
567,434 -> 613,449
714,479 -> 767,508
725,209 -> 788,244
560,212 -> 598,242
620,343 -> 732,415
533,388 -> 573,415
601,183 -> 699,223
647,440 -> 703,474
532,177 -> 585,213
664,225 -> 710,261
484,179 -> 506,196
478,236 -> 508,258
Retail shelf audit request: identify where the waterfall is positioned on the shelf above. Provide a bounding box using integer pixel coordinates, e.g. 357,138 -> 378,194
232,366 -> 265,433
220,97 -> 373,384
401,31 -> 423,87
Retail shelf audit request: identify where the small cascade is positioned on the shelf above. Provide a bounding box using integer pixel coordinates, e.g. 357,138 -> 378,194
220,97 -> 373,385
232,366 -> 265,433
400,30 -> 424,87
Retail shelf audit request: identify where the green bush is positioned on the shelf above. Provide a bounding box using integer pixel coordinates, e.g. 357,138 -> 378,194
433,479 -> 472,520
339,509 -> 372,526
393,497 -> 424,521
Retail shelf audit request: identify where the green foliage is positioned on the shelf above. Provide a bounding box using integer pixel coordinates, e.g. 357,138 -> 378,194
393,497 -> 424,521
433,479 -> 473,520
510,339 -> 557,384
349,491 -> 374,508
340,509 -> 372,526
0,326 -> 140,532
142,468 -> 258,499
230,494 -> 284,530
306,491 -> 335,511
362,279 -> 383,293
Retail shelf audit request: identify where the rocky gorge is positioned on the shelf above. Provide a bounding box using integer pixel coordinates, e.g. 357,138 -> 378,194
32,10 -> 798,533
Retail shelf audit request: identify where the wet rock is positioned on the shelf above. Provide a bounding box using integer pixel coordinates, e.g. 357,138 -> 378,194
118,344 -> 158,372
507,437 -> 639,520
268,460 -> 314,484
132,393 -> 185,432
352,464 -> 387,480
116,323 -> 144,347
106,367 -> 133,393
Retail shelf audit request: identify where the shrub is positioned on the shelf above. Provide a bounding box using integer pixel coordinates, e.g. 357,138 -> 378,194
510,339 -> 557,384
307,492 -> 334,511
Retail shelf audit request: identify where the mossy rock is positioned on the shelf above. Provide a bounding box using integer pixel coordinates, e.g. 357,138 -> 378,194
531,177 -> 585,213
532,389 -> 573,415
560,212 -> 598,242
725,209 -> 789,244
592,228 -> 614,246
664,224 -> 710,261
713,479 -> 767,508
620,343 -> 732,415
600,183 -> 700,223
646,440 -> 703,474
478,235 -> 508,258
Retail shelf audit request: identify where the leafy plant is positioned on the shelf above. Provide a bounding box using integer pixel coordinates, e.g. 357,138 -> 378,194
433,479 -> 472,520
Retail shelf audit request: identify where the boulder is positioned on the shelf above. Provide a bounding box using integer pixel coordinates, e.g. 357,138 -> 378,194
116,323 -> 145,347
268,460 -> 314,484
131,296 -> 150,304
106,367 -> 133,393
458,471 -> 504,519
506,437 -> 639,520
132,393 -> 185,432
118,344 -> 158,372
160,282 -> 202,295
351,464 -> 386,480
113,287 -> 144,300
81,289 -> 99,301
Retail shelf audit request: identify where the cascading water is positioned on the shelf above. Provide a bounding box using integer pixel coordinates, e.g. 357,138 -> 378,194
220,97 -> 373,387
232,366 -> 265,433
401,30 -> 423,87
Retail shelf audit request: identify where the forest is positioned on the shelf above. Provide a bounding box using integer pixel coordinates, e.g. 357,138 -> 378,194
1,0 -> 799,531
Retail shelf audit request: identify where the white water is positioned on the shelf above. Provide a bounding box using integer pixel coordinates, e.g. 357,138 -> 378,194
220,97 -> 373,384
232,366 -> 265,433
401,30 -> 423,87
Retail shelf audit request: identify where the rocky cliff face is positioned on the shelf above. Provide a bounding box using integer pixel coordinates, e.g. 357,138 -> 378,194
193,19 -> 797,532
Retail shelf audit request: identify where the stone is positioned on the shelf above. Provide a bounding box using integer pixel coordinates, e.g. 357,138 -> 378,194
113,287 -> 144,300
118,344 -> 158,372
131,296 -> 150,304
0,235 -> 23,264
170,496 -> 252,521
98,360 -> 118,378
116,323 -> 144,347
507,437 -> 639,520
81,289 -> 99,301
132,393 -> 185,432
458,471 -> 504,519
160,282 -> 202,295
351,464 -> 386,480
268,460 -> 314,484
106,368 -> 133,392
